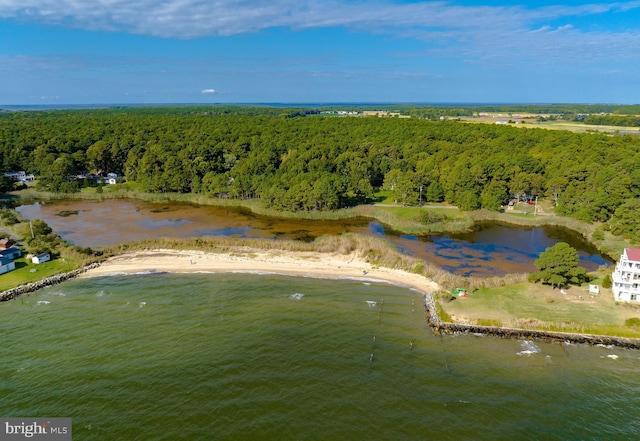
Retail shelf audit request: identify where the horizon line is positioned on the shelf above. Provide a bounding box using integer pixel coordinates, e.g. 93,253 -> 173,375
3,101 -> 640,110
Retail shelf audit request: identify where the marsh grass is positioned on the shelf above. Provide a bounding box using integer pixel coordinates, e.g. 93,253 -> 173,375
11,188 -> 626,260
10,188 -> 474,234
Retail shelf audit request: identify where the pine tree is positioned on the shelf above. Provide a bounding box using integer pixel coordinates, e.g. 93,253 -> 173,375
528,242 -> 587,288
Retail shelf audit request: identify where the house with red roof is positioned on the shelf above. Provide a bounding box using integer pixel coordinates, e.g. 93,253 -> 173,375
0,238 -> 14,249
612,248 -> 640,302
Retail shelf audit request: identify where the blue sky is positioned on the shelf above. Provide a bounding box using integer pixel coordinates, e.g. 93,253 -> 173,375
1,0 -> 640,104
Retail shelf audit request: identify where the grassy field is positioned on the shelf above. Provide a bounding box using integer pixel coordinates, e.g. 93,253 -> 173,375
457,115 -> 640,135
1,256 -> 79,290
535,120 -> 640,135
440,271 -> 640,338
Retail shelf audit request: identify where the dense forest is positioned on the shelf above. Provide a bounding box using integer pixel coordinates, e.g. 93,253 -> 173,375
1,106 -> 640,241
581,114 -> 640,127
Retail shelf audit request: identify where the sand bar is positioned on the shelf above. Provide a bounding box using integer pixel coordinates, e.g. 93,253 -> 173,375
80,248 -> 440,294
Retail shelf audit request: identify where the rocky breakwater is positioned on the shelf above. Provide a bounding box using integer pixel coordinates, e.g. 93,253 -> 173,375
422,293 -> 441,331
0,262 -> 102,302
437,322 -> 640,350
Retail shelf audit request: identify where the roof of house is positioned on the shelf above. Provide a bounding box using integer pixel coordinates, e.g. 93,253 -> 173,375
0,246 -> 20,256
625,248 -> 640,262
35,253 -> 50,258
0,256 -> 14,266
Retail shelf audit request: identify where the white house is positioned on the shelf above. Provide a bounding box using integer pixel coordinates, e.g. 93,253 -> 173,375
2,171 -> 34,182
32,253 -> 51,264
612,248 -> 640,302
0,257 -> 16,275
103,172 -> 122,185
3,171 -> 26,181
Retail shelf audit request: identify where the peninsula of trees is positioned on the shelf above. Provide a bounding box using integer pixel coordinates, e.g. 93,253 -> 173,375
1,105 -> 640,242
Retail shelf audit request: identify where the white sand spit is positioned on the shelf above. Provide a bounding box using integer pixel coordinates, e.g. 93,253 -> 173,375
80,248 -> 439,293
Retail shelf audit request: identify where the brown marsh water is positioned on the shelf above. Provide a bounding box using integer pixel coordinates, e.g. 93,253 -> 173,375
16,199 -> 612,277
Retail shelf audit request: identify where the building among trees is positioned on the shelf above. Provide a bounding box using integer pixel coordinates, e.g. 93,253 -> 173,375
612,248 -> 640,302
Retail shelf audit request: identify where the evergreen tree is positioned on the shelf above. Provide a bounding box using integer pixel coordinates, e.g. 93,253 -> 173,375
528,242 -> 587,288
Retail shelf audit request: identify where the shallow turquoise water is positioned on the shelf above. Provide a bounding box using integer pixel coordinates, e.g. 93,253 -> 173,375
1,273 -> 639,440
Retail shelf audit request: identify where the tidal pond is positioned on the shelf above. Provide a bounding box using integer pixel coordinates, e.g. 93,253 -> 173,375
16,199 -> 612,277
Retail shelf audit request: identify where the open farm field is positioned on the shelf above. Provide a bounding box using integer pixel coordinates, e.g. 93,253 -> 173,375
535,120 -> 640,135
457,115 -> 640,135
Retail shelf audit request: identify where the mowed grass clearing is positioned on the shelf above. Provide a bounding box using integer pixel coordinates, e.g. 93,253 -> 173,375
1,257 -> 78,291
441,281 -> 640,338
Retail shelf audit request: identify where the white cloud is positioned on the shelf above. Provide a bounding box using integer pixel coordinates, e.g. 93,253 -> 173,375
1,1 -> 639,69
201,88 -> 216,94
0,1 -> 638,39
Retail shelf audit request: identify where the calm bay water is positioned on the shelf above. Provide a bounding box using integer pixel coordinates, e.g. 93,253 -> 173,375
16,199 -> 611,277
1,273 -> 638,440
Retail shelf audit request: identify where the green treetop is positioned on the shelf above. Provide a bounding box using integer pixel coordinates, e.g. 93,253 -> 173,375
528,242 -> 587,288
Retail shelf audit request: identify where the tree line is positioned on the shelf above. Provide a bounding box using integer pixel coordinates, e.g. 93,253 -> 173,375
1,106 -> 640,241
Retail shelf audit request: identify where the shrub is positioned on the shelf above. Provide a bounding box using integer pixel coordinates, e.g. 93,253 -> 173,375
602,274 -> 612,289
591,226 -> 606,241
624,318 -> 640,328
74,246 -> 96,255
0,208 -> 22,226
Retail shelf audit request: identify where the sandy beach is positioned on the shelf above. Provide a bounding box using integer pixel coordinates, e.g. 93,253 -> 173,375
80,248 -> 440,294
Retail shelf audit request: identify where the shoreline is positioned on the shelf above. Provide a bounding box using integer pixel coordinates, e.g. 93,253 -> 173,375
6,248 -> 640,349
81,248 -> 640,349
79,248 -> 441,295
0,262 -> 101,302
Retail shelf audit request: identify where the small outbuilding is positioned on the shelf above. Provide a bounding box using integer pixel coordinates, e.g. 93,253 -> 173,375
32,253 -> 51,264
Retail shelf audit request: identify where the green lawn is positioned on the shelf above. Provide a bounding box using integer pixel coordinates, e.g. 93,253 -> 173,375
1,257 -> 78,291
441,282 -> 640,337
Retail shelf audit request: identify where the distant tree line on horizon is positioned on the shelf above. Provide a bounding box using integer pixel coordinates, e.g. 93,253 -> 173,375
1,106 -> 640,242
